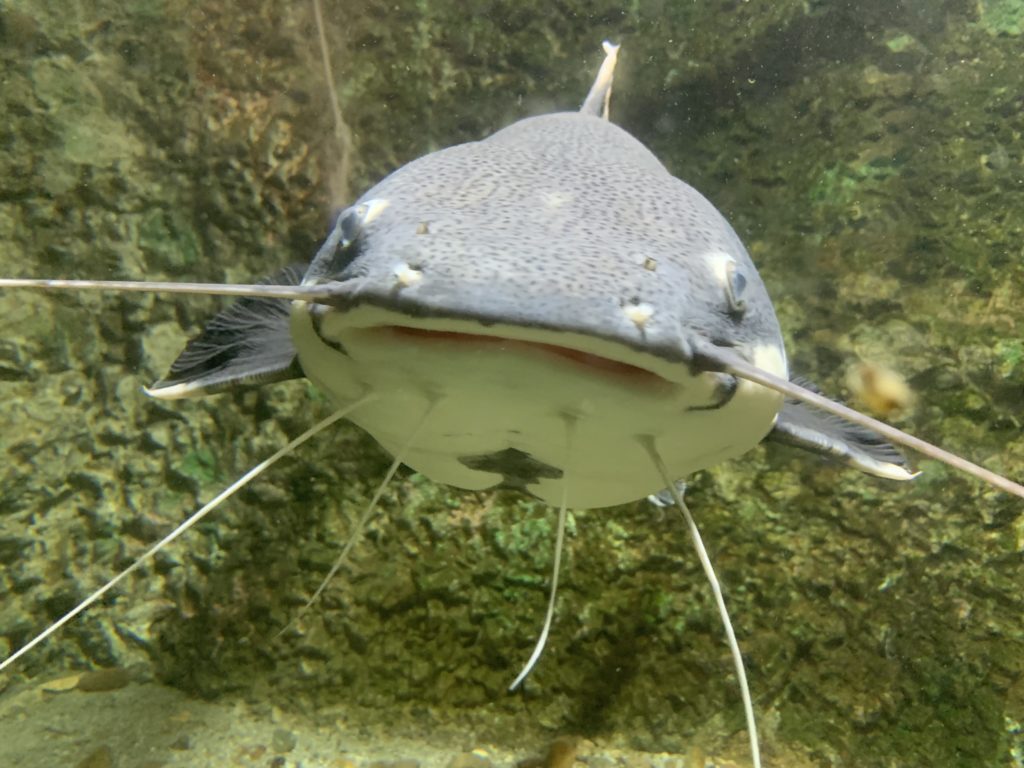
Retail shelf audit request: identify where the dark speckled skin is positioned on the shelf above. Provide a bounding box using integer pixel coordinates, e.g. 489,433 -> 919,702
307,112 -> 785,369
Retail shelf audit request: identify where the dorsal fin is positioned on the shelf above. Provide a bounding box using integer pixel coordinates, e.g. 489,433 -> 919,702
146,264 -> 307,400
580,41 -> 620,119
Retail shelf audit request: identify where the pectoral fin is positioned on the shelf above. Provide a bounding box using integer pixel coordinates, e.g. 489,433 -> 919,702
689,341 -> 1024,498
147,264 -> 307,399
767,377 -> 916,480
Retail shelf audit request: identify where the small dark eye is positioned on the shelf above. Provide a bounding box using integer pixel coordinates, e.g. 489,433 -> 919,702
305,202 -> 381,283
338,206 -> 363,244
336,198 -> 389,245
725,260 -> 747,315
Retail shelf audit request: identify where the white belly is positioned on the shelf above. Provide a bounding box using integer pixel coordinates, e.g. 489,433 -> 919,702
291,303 -> 786,509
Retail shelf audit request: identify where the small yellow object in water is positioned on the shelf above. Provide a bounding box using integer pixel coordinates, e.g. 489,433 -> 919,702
846,360 -> 914,418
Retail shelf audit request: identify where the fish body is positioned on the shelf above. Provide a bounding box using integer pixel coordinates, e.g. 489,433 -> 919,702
151,106 -> 914,508
291,111 -> 788,509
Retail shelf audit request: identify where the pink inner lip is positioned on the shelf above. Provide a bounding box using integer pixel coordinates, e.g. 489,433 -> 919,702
375,325 -> 666,385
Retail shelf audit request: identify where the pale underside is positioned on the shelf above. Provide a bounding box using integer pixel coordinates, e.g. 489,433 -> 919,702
293,303 -> 787,509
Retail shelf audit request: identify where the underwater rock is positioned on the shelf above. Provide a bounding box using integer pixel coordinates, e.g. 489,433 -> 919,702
272,726 -> 298,754
74,745 -> 113,768
75,667 -> 132,693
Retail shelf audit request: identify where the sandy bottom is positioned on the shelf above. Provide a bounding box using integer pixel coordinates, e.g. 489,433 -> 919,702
0,669 -> 795,768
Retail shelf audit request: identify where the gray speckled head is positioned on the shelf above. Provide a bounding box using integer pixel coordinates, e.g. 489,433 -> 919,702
305,110 -> 785,370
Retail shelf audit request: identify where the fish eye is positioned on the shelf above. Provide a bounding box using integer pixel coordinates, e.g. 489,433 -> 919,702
725,259 -> 747,316
305,201 -> 383,283
337,206 -> 363,245
336,198 -> 390,245
705,251 -> 748,318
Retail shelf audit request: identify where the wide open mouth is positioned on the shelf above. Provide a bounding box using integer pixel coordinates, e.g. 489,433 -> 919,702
369,325 -> 671,388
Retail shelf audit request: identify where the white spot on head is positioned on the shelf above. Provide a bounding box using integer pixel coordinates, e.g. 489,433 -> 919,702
358,198 -> 390,225
393,262 -> 423,288
623,302 -> 655,329
705,250 -> 734,285
542,190 -> 573,209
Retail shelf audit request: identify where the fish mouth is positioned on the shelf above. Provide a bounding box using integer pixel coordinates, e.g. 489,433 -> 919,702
362,324 -> 673,388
